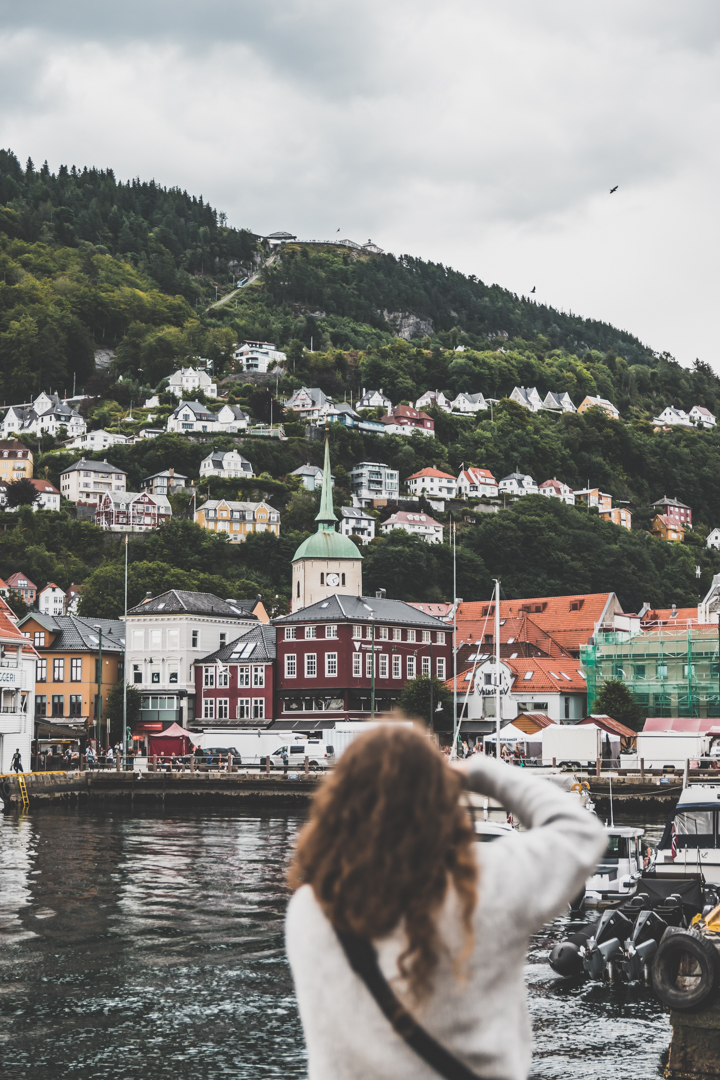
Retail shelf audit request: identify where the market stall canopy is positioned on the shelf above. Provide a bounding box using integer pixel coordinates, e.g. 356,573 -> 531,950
148,722 -> 196,757
483,724 -> 527,743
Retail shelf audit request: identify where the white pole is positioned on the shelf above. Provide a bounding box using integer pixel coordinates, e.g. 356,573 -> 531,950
494,578 -> 501,758
452,519 -> 458,756
123,534 -> 128,764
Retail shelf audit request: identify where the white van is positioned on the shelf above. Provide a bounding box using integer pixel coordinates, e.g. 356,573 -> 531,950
268,739 -> 335,771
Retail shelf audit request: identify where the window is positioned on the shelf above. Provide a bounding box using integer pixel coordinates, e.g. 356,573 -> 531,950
53,658 -> 64,682
35,695 -> 47,717
379,627 -> 389,640
422,631 -> 431,643
407,629 -> 416,643
51,694 -> 64,717
168,630 -> 180,651
379,654 -> 388,678
252,666 -> 265,687
151,672 -> 160,684
326,652 -> 338,677
215,666 -> 228,687
564,696 -> 570,719
392,654 -> 401,679
238,666 -> 250,687
353,653 -> 362,677
285,654 -> 297,678
657,663 -> 668,679
422,656 -> 431,676
352,625 -> 362,639
407,655 -> 416,678
436,632 -> 446,644
238,698 -> 251,719
684,664 -> 695,678
217,699 -> 229,720
33,632 -> 45,647
219,633 -> 227,647
133,664 -> 142,684
634,664 -> 646,679
484,673 -> 493,686
192,630 -> 199,648
297,582 -> 300,598
204,667 -> 215,687
392,628 -> 402,641
366,652 -> 374,677
523,670 -> 534,681
36,658 -> 47,682
320,573 -> 324,585
305,653 -> 317,677
169,670 -> 179,684
305,626 -> 317,639
436,657 -> 446,680
71,658 -> 82,681
325,625 -> 338,639
203,698 -> 215,719
132,630 -> 144,650
285,627 -> 297,640
252,698 -> 265,719
69,695 -> 82,717
150,629 -> 162,649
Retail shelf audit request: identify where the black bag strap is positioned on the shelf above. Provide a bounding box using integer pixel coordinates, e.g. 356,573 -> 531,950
336,929 -> 486,1080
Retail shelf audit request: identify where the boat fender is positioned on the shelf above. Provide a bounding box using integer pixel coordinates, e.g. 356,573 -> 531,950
652,927 -> 720,1010
1,780 -> 10,798
571,782 -> 590,792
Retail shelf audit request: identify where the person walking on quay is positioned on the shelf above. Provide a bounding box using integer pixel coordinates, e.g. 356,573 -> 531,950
286,724 -> 605,1080
11,748 -> 23,773
106,746 -> 114,767
86,746 -> 95,769
281,748 -> 289,776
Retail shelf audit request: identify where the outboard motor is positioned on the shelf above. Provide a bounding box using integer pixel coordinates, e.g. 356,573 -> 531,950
549,923 -> 595,978
583,909 -> 634,981
620,909 -> 668,983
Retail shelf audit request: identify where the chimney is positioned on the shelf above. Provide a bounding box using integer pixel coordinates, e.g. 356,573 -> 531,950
142,591 -> 153,604
376,588 -> 386,599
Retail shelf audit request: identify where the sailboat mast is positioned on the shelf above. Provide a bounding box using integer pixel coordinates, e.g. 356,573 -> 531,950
494,579 -> 501,758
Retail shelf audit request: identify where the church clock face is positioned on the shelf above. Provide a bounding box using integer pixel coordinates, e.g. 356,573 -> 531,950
326,573 -> 340,587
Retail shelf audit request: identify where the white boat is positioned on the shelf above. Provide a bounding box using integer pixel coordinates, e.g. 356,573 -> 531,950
474,820 -> 516,843
583,826 -> 645,907
652,783 -> 720,885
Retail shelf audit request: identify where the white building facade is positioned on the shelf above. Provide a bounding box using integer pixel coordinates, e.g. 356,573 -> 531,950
0,611 -> 35,775
450,392 -> 488,414
166,401 -> 219,434
405,468 -> 458,499
38,584 -> 67,616
380,510 -> 443,543
340,507 -> 375,543
200,450 -> 254,479
350,462 -> 400,506
59,460 -> 128,505
167,367 -> 218,399
499,473 -> 539,497
457,467 -> 498,498
538,478 -> 575,505
233,341 -> 286,372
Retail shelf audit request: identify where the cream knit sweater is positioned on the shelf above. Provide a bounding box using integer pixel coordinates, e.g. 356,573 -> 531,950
286,756 -> 606,1080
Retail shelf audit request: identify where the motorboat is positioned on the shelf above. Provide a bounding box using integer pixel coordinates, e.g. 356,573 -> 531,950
583,826 -> 645,908
652,783 -> 720,885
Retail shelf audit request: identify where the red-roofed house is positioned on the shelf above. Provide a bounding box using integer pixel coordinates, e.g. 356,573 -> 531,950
538,478 -> 575,505
640,606 -> 701,630
380,404 -> 435,437
456,467 -> 498,499
456,592 -> 623,659
405,467 -> 457,499
38,583 -> 67,617
6,572 -> 36,603
380,509 -> 443,544
447,654 -> 588,725
651,514 -> 685,542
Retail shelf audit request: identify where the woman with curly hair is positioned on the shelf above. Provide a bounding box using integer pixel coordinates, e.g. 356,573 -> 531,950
286,723 -> 604,1080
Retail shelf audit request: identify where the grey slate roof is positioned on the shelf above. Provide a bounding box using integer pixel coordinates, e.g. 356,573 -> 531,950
651,496 -> 691,510
341,506 -> 374,520
199,623 -> 277,664
142,469 -> 189,482
19,614 -> 126,652
273,594 -> 449,629
169,401 -> 217,420
127,590 -> 258,618
60,458 -> 128,475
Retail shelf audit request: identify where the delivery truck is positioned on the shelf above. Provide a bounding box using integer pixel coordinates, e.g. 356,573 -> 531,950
625,732 -> 714,771
541,724 -> 602,768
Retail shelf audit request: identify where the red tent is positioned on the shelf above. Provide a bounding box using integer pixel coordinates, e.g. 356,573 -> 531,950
148,722 -> 196,758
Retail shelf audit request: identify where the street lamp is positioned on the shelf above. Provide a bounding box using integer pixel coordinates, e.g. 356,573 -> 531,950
93,624 -> 104,750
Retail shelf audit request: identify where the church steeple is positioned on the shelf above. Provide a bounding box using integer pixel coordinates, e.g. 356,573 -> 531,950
290,434 -> 363,612
315,434 -> 337,527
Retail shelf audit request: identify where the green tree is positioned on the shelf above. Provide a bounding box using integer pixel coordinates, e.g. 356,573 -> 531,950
106,682 -> 143,745
591,679 -> 644,732
5,477 -> 41,508
397,675 -> 453,730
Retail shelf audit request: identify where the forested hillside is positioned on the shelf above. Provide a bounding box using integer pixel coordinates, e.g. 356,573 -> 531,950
2,149 -> 720,618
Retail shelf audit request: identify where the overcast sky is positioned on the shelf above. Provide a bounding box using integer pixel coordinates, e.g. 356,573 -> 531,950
1,1 -> 719,366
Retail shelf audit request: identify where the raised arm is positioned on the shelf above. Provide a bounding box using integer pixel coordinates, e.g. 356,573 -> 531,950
464,756 -> 606,929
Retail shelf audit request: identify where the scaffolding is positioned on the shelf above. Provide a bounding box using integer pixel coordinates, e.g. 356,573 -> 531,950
582,626 -> 720,720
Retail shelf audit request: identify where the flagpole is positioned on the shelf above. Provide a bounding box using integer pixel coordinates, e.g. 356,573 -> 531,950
494,578 -> 501,759
123,534 -> 128,763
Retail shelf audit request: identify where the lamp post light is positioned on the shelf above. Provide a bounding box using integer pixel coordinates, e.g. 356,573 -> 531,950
93,624 -> 104,751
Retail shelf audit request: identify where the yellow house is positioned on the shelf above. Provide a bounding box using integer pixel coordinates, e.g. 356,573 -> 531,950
194,499 -> 280,542
577,395 -> 620,420
651,514 -> 684,542
599,507 -> 632,531
0,440 -> 33,482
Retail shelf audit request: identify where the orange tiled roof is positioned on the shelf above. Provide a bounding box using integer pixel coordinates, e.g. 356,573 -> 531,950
508,657 -> 588,693
641,607 -> 699,627
457,593 -> 617,655
406,467 -> 456,480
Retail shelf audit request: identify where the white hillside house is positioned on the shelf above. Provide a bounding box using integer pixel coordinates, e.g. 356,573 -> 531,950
415,390 -> 451,413
340,506 -> 375,544
457,467 -> 498,498
450,392 -> 488,414
543,392 -> 576,413
0,392 -> 86,440
653,406 -> 692,427
510,387 -> 544,412
233,341 -> 286,373
499,473 -> 538,497
380,510 -> 443,544
689,406 -> 716,428
167,367 -> 218,399
357,388 -> 392,410
707,528 -> 720,551
38,583 -> 67,616
167,401 -> 218,434
216,404 -> 250,432
405,467 -> 457,499
200,450 -> 254,479
538,478 -> 575,505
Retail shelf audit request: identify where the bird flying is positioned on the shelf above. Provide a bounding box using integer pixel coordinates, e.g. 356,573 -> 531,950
336,227 -> 340,232
610,185 -> 618,193
530,286 -> 536,294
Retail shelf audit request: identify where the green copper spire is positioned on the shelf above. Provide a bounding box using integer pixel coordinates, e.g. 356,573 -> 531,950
315,434 -> 337,527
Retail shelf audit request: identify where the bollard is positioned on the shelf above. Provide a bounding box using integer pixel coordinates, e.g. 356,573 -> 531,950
265,755 -> 270,777
190,754 -> 195,773
596,756 -> 601,777
552,757 -> 556,769
304,755 -> 309,777
80,754 -> 86,772
116,753 -> 121,772
640,757 -> 644,781
152,754 -> 157,773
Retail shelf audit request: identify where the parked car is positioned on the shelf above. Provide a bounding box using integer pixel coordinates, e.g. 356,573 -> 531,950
268,740 -> 335,770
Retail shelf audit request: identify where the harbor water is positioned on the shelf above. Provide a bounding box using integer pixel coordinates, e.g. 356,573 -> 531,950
0,806 -> 670,1079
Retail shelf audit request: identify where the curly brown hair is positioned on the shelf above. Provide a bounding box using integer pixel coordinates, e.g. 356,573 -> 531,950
288,723 -> 478,1001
